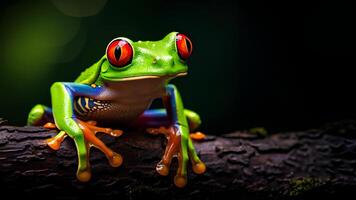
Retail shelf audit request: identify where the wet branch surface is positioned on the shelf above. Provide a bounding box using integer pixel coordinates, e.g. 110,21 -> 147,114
0,118 -> 356,199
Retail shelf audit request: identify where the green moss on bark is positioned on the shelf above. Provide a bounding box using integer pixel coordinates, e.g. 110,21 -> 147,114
289,177 -> 327,196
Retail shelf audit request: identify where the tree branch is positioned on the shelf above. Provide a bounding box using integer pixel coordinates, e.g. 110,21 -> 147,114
1,118 -> 356,199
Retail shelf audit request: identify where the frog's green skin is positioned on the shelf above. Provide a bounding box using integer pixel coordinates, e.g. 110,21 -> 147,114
27,32 -> 205,187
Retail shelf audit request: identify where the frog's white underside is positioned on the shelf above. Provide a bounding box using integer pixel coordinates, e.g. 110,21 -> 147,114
74,72 -> 186,125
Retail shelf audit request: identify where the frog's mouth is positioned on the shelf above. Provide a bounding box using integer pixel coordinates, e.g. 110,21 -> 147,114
104,72 -> 187,82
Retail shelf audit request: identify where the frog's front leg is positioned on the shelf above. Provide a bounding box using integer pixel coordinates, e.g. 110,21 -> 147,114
50,82 -> 123,182
141,84 -> 206,187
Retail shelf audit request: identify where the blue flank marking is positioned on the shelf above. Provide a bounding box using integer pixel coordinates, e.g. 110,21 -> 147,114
88,98 -> 95,108
61,82 -> 103,118
80,97 -> 87,108
63,82 -> 102,97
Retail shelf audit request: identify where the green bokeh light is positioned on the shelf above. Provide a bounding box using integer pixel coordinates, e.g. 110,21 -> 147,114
1,1 -> 81,82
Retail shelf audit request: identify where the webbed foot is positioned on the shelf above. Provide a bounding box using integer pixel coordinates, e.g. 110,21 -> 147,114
147,126 -> 206,187
45,120 -> 123,181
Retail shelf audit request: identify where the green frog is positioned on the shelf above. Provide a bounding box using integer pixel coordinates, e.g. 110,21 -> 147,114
27,32 -> 206,187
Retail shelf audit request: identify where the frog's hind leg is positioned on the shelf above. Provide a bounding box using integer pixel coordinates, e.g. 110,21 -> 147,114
181,109 -> 206,174
27,104 -> 54,126
135,109 -> 206,176
184,109 -> 206,141
138,108 -> 207,141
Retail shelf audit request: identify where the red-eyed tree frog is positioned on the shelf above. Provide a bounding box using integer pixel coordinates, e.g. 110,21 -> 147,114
27,32 -> 206,187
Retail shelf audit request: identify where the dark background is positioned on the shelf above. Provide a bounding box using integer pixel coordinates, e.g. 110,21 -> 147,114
0,0 -> 355,134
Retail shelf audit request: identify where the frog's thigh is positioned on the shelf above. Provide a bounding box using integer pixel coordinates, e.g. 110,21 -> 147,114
27,104 -> 54,125
183,109 -> 201,131
135,109 -> 200,130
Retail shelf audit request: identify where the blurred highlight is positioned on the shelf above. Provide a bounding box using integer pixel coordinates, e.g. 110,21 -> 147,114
1,2 -> 81,82
51,0 -> 108,17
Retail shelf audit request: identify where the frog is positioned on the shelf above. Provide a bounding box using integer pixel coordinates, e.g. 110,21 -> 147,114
27,32 -> 206,187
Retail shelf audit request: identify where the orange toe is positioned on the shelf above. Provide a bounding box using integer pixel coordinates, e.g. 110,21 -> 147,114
111,129 -> 123,137
174,175 -> 187,188
44,122 -> 57,129
46,131 -> 66,150
190,132 -> 206,140
109,152 -> 123,167
156,161 -> 170,176
192,162 -> 206,174
77,170 -> 91,182
47,138 -> 61,150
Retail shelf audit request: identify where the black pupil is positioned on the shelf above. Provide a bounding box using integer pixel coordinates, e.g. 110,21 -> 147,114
114,45 -> 122,61
185,39 -> 191,53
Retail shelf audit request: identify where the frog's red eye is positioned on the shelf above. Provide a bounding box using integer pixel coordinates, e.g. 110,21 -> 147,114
106,39 -> 133,68
176,33 -> 193,60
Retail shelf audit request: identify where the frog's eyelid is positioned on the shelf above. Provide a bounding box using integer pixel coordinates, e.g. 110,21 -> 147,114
106,37 -> 133,54
175,33 -> 193,60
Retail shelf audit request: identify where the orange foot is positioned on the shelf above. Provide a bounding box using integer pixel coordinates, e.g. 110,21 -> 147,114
45,120 -> 124,169
147,126 -> 206,187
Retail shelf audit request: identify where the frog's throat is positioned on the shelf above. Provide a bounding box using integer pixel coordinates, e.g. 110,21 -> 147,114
104,72 -> 187,82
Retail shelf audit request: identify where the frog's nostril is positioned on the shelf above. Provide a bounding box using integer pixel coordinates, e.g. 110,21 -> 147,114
152,56 -> 159,64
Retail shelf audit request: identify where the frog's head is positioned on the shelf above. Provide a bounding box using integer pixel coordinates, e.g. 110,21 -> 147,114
99,32 -> 192,82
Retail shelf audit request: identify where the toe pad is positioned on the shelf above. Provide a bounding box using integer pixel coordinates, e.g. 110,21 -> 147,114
174,175 -> 187,188
193,162 -> 206,174
77,170 -> 91,182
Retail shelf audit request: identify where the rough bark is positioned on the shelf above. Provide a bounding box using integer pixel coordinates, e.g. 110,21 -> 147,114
0,118 -> 356,200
